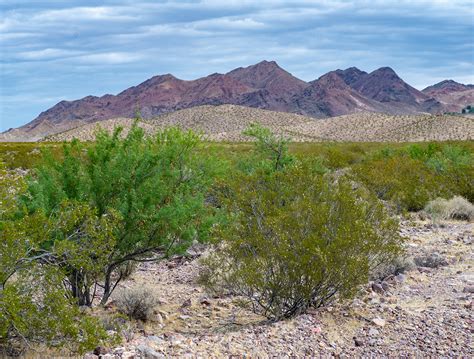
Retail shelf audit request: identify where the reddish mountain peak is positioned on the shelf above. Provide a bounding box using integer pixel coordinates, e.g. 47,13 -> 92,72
312,71 -> 349,89
352,66 -> 430,105
334,67 -> 368,86
422,80 -> 471,94
368,67 -> 400,80
226,60 -> 308,94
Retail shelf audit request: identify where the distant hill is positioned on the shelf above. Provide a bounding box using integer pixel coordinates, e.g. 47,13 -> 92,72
43,104 -> 474,143
422,80 -> 474,112
3,60 -> 473,142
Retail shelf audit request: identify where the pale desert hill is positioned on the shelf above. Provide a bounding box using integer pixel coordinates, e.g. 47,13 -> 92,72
43,104 -> 474,143
44,105 -> 318,142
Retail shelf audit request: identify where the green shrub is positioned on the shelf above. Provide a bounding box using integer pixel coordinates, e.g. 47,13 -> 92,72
20,125 -> 217,306
354,156 -> 447,212
241,123 -> 294,172
201,163 -> 402,320
0,165 -> 109,354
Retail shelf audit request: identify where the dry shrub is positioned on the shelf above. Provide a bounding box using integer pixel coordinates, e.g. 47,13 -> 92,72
115,287 -> 158,321
370,255 -> 415,281
424,196 -> 474,221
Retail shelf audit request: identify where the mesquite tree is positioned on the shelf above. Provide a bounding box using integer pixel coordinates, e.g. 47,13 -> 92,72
22,125 -> 216,305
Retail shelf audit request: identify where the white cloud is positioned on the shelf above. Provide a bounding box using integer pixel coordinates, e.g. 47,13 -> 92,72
35,6 -> 137,22
75,52 -> 143,64
194,17 -> 265,31
18,48 -> 81,60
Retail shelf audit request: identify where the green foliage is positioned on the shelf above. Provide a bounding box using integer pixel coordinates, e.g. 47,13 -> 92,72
21,125 -> 216,305
202,156 -> 402,320
242,123 -> 294,172
354,143 -> 473,212
354,156 -> 445,212
0,165 -> 109,355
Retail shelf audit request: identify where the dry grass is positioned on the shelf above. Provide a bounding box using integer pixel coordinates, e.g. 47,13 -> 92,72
424,196 -> 474,221
42,105 -> 474,142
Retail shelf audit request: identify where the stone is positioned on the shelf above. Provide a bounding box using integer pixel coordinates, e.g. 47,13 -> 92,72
200,297 -> 211,306
369,328 -> 380,336
93,346 -> 109,355
372,282 -> 385,294
462,286 -> 474,294
122,352 -> 135,359
181,298 -> 192,307
155,313 -> 164,324
136,344 -> 163,359
354,337 -> 364,347
381,281 -> 390,291
395,274 -> 406,283
372,317 -> 386,327
113,347 -> 125,355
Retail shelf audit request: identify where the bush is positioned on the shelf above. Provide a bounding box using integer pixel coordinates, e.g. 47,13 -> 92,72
115,287 -> 158,321
201,163 -> 403,320
370,255 -> 415,281
354,155 -> 449,212
424,196 -> 474,221
0,165 -> 109,354
20,125 -> 217,306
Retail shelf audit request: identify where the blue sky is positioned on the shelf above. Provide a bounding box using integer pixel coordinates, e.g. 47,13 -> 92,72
1,0 -> 473,131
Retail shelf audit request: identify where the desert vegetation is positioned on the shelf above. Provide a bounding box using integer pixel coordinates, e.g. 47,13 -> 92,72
0,125 -> 472,357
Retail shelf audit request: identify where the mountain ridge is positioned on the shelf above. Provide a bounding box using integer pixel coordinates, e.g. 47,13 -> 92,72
3,60 -> 472,141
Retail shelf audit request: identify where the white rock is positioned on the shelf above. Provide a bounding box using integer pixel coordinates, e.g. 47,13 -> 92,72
372,317 -> 386,327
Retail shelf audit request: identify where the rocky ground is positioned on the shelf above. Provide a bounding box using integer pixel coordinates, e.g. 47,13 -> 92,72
84,218 -> 473,358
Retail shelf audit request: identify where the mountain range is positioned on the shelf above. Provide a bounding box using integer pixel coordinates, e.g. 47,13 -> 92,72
2,60 -> 473,140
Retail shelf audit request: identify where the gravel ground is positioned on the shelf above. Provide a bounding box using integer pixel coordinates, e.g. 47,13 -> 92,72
85,219 -> 473,358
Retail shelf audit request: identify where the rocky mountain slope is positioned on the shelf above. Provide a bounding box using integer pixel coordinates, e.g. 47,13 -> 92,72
43,105 -> 474,143
6,60 -> 474,142
422,80 -> 474,112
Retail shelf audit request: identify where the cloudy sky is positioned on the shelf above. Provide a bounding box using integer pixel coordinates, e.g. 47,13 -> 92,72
1,0 -> 473,130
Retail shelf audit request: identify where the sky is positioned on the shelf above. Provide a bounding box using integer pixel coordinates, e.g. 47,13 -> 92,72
1,0 -> 473,131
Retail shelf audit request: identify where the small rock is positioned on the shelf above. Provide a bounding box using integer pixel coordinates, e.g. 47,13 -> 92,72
354,337 -> 364,347
372,282 -> 385,294
199,297 -> 211,306
181,298 -> 192,307
122,352 -> 135,359
372,317 -> 386,327
113,347 -> 125,355
368,328 -> 379,336
462,286 -> 474,294
155,313 -> 164,324
394,273 -> 406,283
137,344 -> 162,359
93,346 -> 109,356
